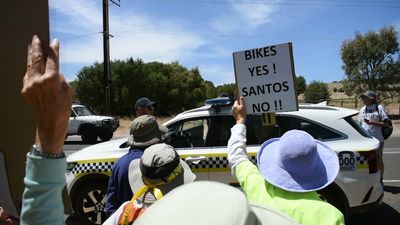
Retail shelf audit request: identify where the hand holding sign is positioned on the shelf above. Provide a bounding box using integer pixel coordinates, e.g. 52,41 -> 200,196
232,96 -> 246,124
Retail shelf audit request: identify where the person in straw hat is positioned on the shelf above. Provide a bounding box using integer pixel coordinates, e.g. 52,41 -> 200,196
106,115 -> 167,216
103,143 -> 196,225
227,96 -> 345,225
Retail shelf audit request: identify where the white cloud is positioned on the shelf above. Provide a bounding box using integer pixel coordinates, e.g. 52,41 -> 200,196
231,1 -> 278,27
210,0 -> 280,33
50,0 -> 206,65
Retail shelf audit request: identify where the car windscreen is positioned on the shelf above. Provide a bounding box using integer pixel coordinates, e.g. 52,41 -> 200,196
72,106 -> 95,116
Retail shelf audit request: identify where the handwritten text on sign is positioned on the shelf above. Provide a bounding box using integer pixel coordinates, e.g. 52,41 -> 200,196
233,43 -> 298,114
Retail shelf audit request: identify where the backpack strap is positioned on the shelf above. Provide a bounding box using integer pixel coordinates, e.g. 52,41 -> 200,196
375,104 -> 382,121
118,186 -> 164,225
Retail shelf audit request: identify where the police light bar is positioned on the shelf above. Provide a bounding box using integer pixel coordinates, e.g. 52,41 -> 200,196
205,97 -> 232,106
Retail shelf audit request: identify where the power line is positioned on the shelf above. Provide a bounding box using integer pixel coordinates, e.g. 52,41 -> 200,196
110,27 -> 346,41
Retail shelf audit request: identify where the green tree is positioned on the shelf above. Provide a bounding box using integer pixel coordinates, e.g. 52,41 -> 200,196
204,81 -> 217,99
216,83 -> 236,98
74,59 -> 209,117
295,75 -> 306,96
341,26 -> 400,100
304,81 -> 330,103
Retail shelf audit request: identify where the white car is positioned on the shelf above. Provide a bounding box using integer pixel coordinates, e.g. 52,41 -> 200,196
68,104 -> 119,143
66,98 -> 383,225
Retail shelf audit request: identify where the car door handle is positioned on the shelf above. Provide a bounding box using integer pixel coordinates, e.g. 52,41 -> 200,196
185,156 -> 207,165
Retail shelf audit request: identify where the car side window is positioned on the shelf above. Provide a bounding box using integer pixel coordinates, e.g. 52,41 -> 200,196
245,115 -> 280,145
165,118 -> 209,148
205,116 -> 235,147
277,116 -> 343,140
70,110 -> 76,117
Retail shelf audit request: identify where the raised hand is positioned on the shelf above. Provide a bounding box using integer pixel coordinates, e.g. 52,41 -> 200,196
21,35 -> 72,154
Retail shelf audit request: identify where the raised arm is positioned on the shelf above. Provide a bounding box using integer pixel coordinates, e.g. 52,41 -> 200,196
20,35 -> 72,225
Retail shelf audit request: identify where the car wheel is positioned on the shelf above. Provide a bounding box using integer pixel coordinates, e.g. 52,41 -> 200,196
73,180 -> 108,225
99,131 -> 113,142
81,126 -> 97,144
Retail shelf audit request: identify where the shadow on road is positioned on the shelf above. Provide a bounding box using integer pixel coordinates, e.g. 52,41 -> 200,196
348,203 -> 400,225
384,185 -> 400,194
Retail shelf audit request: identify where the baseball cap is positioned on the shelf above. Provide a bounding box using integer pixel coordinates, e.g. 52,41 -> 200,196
359,90 -> 377,100
135,97 -> 156,110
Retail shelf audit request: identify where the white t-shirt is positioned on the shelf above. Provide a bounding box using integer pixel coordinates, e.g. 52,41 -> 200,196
358,103 -> 388,142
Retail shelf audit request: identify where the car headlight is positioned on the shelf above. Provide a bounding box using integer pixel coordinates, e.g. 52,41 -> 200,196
95,120 -> 102,126
66,162 -> 77,173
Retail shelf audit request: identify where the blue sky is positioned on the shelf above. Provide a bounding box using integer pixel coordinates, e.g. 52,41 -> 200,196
49,0 -> 400,86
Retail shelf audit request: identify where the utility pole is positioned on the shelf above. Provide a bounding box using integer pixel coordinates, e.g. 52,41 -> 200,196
102,0 -> 120,115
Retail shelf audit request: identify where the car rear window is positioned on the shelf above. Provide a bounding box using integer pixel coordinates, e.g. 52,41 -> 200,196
344,116 -> 373,138
276,116 -> 344,141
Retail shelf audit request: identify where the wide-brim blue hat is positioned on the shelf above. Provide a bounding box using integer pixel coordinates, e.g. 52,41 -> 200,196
257,130 -> 339,192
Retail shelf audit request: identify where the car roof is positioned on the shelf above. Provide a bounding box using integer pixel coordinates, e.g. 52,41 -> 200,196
164,103 -> 359,126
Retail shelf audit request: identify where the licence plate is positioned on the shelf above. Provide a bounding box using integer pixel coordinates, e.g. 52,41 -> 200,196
338,151 -> 356,170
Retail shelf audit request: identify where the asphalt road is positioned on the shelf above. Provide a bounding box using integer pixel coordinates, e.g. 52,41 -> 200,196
64,135 -> 400,225
347,136 -> 400,225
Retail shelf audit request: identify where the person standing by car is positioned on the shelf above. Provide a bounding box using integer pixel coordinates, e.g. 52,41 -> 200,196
358,90 -> 389,180
105,115 -> 167,217
227,96 -> 344,225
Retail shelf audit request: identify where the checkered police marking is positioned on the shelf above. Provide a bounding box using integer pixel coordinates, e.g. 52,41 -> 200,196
72,161 -> 114,175
356,156 -> 368,165
183,155 -> 258,170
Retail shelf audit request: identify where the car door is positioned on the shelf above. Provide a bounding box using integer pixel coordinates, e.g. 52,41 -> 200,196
208,115 -> 280,185
68,108 -> 80,134
164,117 -> 211,180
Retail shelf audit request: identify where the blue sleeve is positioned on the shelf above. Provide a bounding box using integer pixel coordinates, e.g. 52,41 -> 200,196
21,153 -> 66,225
105,164 -> 119,217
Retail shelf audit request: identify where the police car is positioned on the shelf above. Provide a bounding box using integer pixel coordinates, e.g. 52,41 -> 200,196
66,97 -> 383,225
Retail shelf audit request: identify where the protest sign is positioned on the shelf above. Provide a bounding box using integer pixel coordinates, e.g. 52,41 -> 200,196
233,43 -> 298,114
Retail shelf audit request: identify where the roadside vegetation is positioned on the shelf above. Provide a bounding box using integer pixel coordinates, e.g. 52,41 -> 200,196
70,26 -> 399,117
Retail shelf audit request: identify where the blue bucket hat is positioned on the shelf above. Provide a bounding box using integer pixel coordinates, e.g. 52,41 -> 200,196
257,130 -> 339,192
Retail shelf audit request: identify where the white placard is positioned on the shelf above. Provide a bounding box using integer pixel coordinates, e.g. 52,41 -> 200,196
233,43 -> 298,114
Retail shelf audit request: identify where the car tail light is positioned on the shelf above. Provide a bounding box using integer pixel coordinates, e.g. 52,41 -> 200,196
359,150 -> 378,174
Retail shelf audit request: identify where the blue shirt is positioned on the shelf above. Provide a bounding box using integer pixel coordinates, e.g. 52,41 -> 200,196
105,147 -> 144,217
